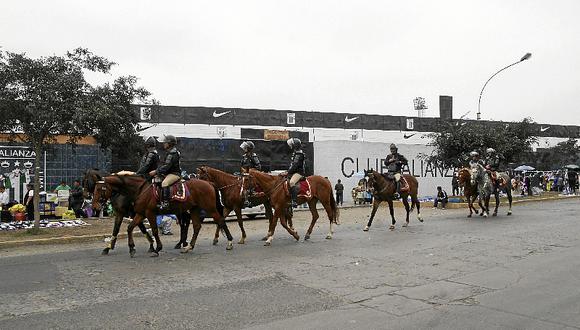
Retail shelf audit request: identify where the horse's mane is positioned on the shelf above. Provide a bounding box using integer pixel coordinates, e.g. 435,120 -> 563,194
200,166 -> 239,181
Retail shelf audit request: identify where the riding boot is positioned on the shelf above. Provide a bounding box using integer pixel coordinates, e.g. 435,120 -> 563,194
160,187 -> 171,210
393,181 -> 401,199
291,186 -> 299,208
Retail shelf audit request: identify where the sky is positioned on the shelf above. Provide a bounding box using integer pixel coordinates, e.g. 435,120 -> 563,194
2,0 -> 580,125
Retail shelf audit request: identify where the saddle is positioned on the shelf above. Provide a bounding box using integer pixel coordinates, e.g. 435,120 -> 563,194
153,180 -> 189,202
381,173 -> 410,192
284,178 -> 312,199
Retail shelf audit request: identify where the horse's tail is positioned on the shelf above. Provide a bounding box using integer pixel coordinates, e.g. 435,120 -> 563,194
329,188 -> 340,224
214,187 -> 224,216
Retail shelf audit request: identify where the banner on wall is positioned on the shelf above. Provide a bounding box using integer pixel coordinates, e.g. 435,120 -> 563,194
313,140 -> 454,200
0,146 -> 45,202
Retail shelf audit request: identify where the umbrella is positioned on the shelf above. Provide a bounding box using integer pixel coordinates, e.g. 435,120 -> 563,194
514,165 -> 535,172
564,164 -> 580,171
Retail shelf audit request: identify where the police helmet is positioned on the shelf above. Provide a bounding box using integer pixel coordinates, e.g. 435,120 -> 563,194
486,148 -> 496,154
159,135 -> 177,145
287,138 -> 302,150
144,136 -> 157,147
470,151 -> 479,157
240,141 -> 255,152
390,143 -> 398,151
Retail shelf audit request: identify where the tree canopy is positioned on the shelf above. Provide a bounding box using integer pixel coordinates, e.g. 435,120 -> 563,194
424,118 -> 538,169
0,48 -> 157,228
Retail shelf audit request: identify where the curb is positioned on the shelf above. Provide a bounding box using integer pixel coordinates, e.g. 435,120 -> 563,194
1,195 -> 577,249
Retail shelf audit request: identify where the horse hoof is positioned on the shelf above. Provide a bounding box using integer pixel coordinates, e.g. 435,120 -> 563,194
148,247 -> 155,253
226,242 -> 233,250
150,252 -> 159,258
492,212 -> 497,217
294,235 -> 300,241
304,235 -> 310,240
507,211 -> 512,216
264,241 -> 271,246
483,214 -> 488,218
402,223 -> 408,228
237,239 -> 245,244
181,246 -> 192,253
174,243 -> 183,249
261,236 -> 268,241
418,216 -> 424,223
129,249 -> 136,258
325,234 -> 332,240
467,214 -> 472,218
389,225 -> 395,230
101,249 -> 110,256
363,226 -> 369,232
212,239 -> 219,246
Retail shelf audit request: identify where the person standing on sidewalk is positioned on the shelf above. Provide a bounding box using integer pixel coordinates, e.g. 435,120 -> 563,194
334,179 -> 344,206
451,172 -> 459,196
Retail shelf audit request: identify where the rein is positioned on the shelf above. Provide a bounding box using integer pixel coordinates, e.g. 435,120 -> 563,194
201,168 -> 240,191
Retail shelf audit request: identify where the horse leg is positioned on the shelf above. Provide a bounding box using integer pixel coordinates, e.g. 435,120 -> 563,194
483,195 -> 490,218
467,196 -> 473,218
181,211 -> 201,253
145,209 -> 162,256
234,207 -> 246,244
364,200 -> 380,231
102,214 -> 124,255
279,211 -> 300,241
492,188 -> 499,216
213,206 -> 232,245
175,212 -> 190,249
264,209 -> 280,246
413,195 -> 423,222
213,211 -> 234,251
506,187 -> 513,215
137,222 -> 155,253
127,214 -> 143,258
305,199 -> 319,240
321,197 -> 335,239
401,196 -> 410,227
387,199 -> 396,230
261,202 -> 274,241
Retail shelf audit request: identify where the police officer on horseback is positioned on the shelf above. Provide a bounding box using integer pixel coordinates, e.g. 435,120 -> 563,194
136,136 -> 160,180
485,147 -> 501,187
384,143 -> 408,199
240,141 -> 261,207
469,151 -> 484,167
149,135 -> 182,210
240,141 -> 261,173
286,138 -> 305,208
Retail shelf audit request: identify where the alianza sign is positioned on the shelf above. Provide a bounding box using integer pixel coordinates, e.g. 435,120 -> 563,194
0,146 -> 36,159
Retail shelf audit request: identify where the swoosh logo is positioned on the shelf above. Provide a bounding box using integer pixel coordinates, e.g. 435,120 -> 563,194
403,133 -> 416,139
345,116 -> 359,123
540,126 -> 550,132
212,110 -> 231,118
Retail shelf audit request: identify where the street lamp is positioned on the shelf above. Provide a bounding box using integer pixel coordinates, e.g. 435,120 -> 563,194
477,52 -> 532,120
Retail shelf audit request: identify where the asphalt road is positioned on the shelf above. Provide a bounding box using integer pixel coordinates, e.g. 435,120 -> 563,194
1,198 -> 580,329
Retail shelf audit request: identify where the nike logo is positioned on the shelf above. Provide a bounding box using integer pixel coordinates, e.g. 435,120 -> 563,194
403,133 -> 416,139
212,110 -> 231,118
540,126 -> 550,132
344,116 -> 359,123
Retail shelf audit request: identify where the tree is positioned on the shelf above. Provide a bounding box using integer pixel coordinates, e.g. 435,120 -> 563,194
424,118 -> 538,169
0,48 -> 157,230
533,138 -> 580,170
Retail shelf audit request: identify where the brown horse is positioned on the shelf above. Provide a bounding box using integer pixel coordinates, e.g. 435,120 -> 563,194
457,167 -> 483,217
93,174 -> 234,257
197,166 -> 274,244
248,168 -> 339,245
82,169 -> 155,255
363,170 -> 422,231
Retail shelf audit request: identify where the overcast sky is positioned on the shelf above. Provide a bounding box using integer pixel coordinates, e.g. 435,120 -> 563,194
2,0 -> 579,125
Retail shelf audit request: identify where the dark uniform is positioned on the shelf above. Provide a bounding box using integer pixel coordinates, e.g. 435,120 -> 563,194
154,135 -> 182,209
241,153 -> 261,172
484,148 -> 501,187
287,138 -> 306,207
384,144 -> 408,198
136,142 -> 160,180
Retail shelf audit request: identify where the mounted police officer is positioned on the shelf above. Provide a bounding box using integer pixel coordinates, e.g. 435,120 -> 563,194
485,147 -> 501,186
149,135 -> 182,210
135,136 -> 160,180
384,143 -> 408,199
469,151 -> 484,168
240,141 -> 261,173
240,141 -> 261,207
286,138 -> 305,208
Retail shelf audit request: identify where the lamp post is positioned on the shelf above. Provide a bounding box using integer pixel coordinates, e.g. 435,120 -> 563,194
477,52 -> 532,120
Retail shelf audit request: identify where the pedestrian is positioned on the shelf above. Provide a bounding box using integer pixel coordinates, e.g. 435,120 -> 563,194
433,186 -> 448,209
524,175 -> 532,196
451,172 -> 459,196
69,180 -> 85,218
24,183 -> 34,221
53,180 -> 71,193
334,179 -> 344,206
0,185 -> 11,222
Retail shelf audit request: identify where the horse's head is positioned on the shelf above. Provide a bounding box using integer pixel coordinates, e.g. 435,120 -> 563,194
91,180 -> 111,212
82,169 -> 106,199
458,168 -> 471,186
470,163 -> 484,186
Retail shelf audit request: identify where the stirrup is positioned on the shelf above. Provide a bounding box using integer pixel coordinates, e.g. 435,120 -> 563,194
393,192 -> 400,199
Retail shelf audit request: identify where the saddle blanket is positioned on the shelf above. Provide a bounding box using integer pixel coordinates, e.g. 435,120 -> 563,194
381,174 -> 410,192
285,179 -> 312,198
153,181 -> 189,202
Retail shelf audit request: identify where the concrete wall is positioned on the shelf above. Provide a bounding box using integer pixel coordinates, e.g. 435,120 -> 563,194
313,140 -> 453,201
